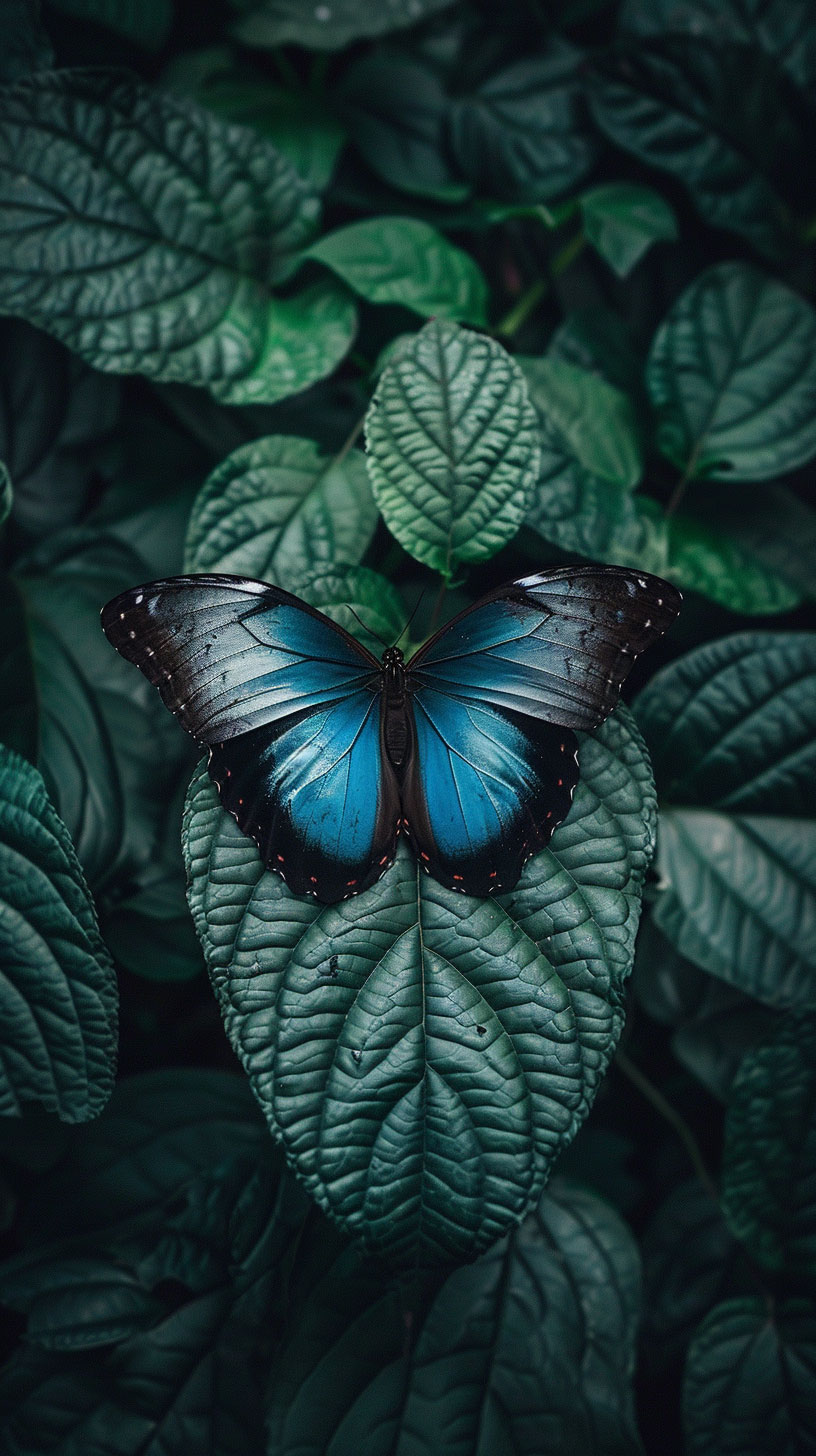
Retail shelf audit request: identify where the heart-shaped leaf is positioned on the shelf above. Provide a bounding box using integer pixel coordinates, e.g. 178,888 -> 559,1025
365,320 -> 539,578
184,434 -> 378,587
267,1179 -> 642,1455
0,71 -> 356,404
722,1015 -> 816,1276
183,708 -> 655,1262
304,217 -> 488,325
683,1297 -> 816,1456
646,263 -> 816,481
0,744 -> 117,1121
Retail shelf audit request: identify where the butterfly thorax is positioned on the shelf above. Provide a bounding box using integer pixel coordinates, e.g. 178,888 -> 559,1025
380,646 -> 412,772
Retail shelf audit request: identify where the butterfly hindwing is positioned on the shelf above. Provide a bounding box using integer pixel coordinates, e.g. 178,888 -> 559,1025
402,688 -> 579,896
408,566 -> 682,730
102,574 -> 398,901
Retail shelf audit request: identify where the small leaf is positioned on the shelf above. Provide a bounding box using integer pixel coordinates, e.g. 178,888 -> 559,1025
229,0 -> 456,51
580,182 -> 678,277
47,0 -> 173,49
0,71 -> 358,404
304,217 -> 488,325
653,811 -> 816,1009
588,38 -> 799,259
339,48 -> 467,201
521,355 -> 643,490
722,1015 -> 816,1275
683,1298 -> 816,1456
267,1180 -> 642,1454
634,632 -> 816,815
0,744 -> 117,1122
365,320 -> 539,577
184,434 -> 377,587
641,1179 -> 738,1371
647,263 -> 816,480
447,42 -> 598,203
183,709 -> 655,1262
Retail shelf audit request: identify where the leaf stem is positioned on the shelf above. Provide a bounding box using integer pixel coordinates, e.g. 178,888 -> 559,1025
550,228 -> 586,278
495,278 -> 548,338
615,1049 -> 720,1204
427,576 -> 448,636
334,410 -> 367,468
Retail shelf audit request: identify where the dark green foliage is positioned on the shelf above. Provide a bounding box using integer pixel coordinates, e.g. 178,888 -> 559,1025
0,0 -> 813,1450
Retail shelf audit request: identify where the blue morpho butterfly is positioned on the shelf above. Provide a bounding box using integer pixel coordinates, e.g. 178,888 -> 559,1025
101,566 -> 681,903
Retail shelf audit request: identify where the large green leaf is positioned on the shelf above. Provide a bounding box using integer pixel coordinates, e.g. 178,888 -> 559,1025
447,43 -> 598,203
183,708 -> 655,1262
634,633 -> 816,814
184,434 -> 377,587
683,1298 -> 816,1455
47,0 -> 173,49
304,217 -> 488,325
267,1179 -> 643,1454
365,320 -> 539,578
0,744 -> 117,1121
520,355 -> 643,490
641,1180 -> 738,1371
229,0 -> 456,51
588,38 -> 800,259
722,1016 -> 816,1276
646,263 -> 816,481
526,452 -> 802,615
579,182 -> 678,277
0,71 -> 356,403
620,0 -> 816,91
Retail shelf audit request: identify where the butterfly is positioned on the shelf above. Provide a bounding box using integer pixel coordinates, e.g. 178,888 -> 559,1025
101,566 -> 681,903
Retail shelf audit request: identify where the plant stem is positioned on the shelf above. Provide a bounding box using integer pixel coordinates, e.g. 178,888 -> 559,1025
616,1049 -> 720,1205
334,410 -> 367,467
550,228 -> 586,278
495,278 -> 549,339
427,576 -> 449,636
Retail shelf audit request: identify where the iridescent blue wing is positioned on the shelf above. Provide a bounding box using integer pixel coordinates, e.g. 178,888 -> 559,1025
402,566 -> 681,894
102,575 -> 400,901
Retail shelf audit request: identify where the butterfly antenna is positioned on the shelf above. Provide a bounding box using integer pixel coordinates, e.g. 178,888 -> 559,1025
392,590 -> 427,650
346,605 -> 389,649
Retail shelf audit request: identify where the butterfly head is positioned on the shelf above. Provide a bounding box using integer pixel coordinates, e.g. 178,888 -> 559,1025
381,645 -> 405,689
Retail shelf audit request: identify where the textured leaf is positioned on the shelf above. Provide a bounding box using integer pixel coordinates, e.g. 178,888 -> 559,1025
653,811 -> 816,1009
683,1298 -> 816,1456
365,320 -> 539,577
47,0 -> 173,49
267,1179 -> 642,1455
304,217 -> 488,325
0,71 -> 357,403
647,263 -> 816,481
620,0 -> 816,91
722,1015 -> 816,1275
580,183 -> 678,277
634,633 -> 816,815
447,42 -> 598,203
0,744 -> 117,1121
230,0 -> 456,51
526,447 -> 801,614
1,0 -> 52,82
184,434 -> 377,587
521,355 -> 643,490
588,38 -> 800,259
183,708 -> 655,1262
339,48 -> 466,201
641,1180 -> 738,1371
17,537 -> 192,896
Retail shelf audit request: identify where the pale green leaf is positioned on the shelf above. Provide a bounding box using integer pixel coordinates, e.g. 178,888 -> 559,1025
183,709 -> 655,1262
184,434 -> 377,588
647,262 -> 816,480
722,1015 -> 816,1275
580,182 -> 678,277
0,745 -> 117,1121
683,1298 -> 816,1456
365,319 -> 539,577
521,355 -> 643,490
304,217 -> 488,325
0,71 -> 359,403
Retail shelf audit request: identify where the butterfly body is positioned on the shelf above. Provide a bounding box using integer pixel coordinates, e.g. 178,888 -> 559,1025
101,567 -> 680,903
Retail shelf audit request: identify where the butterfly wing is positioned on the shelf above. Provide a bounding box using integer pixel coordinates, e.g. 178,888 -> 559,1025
402,566 -> 681,894
102,575 -> 400,900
